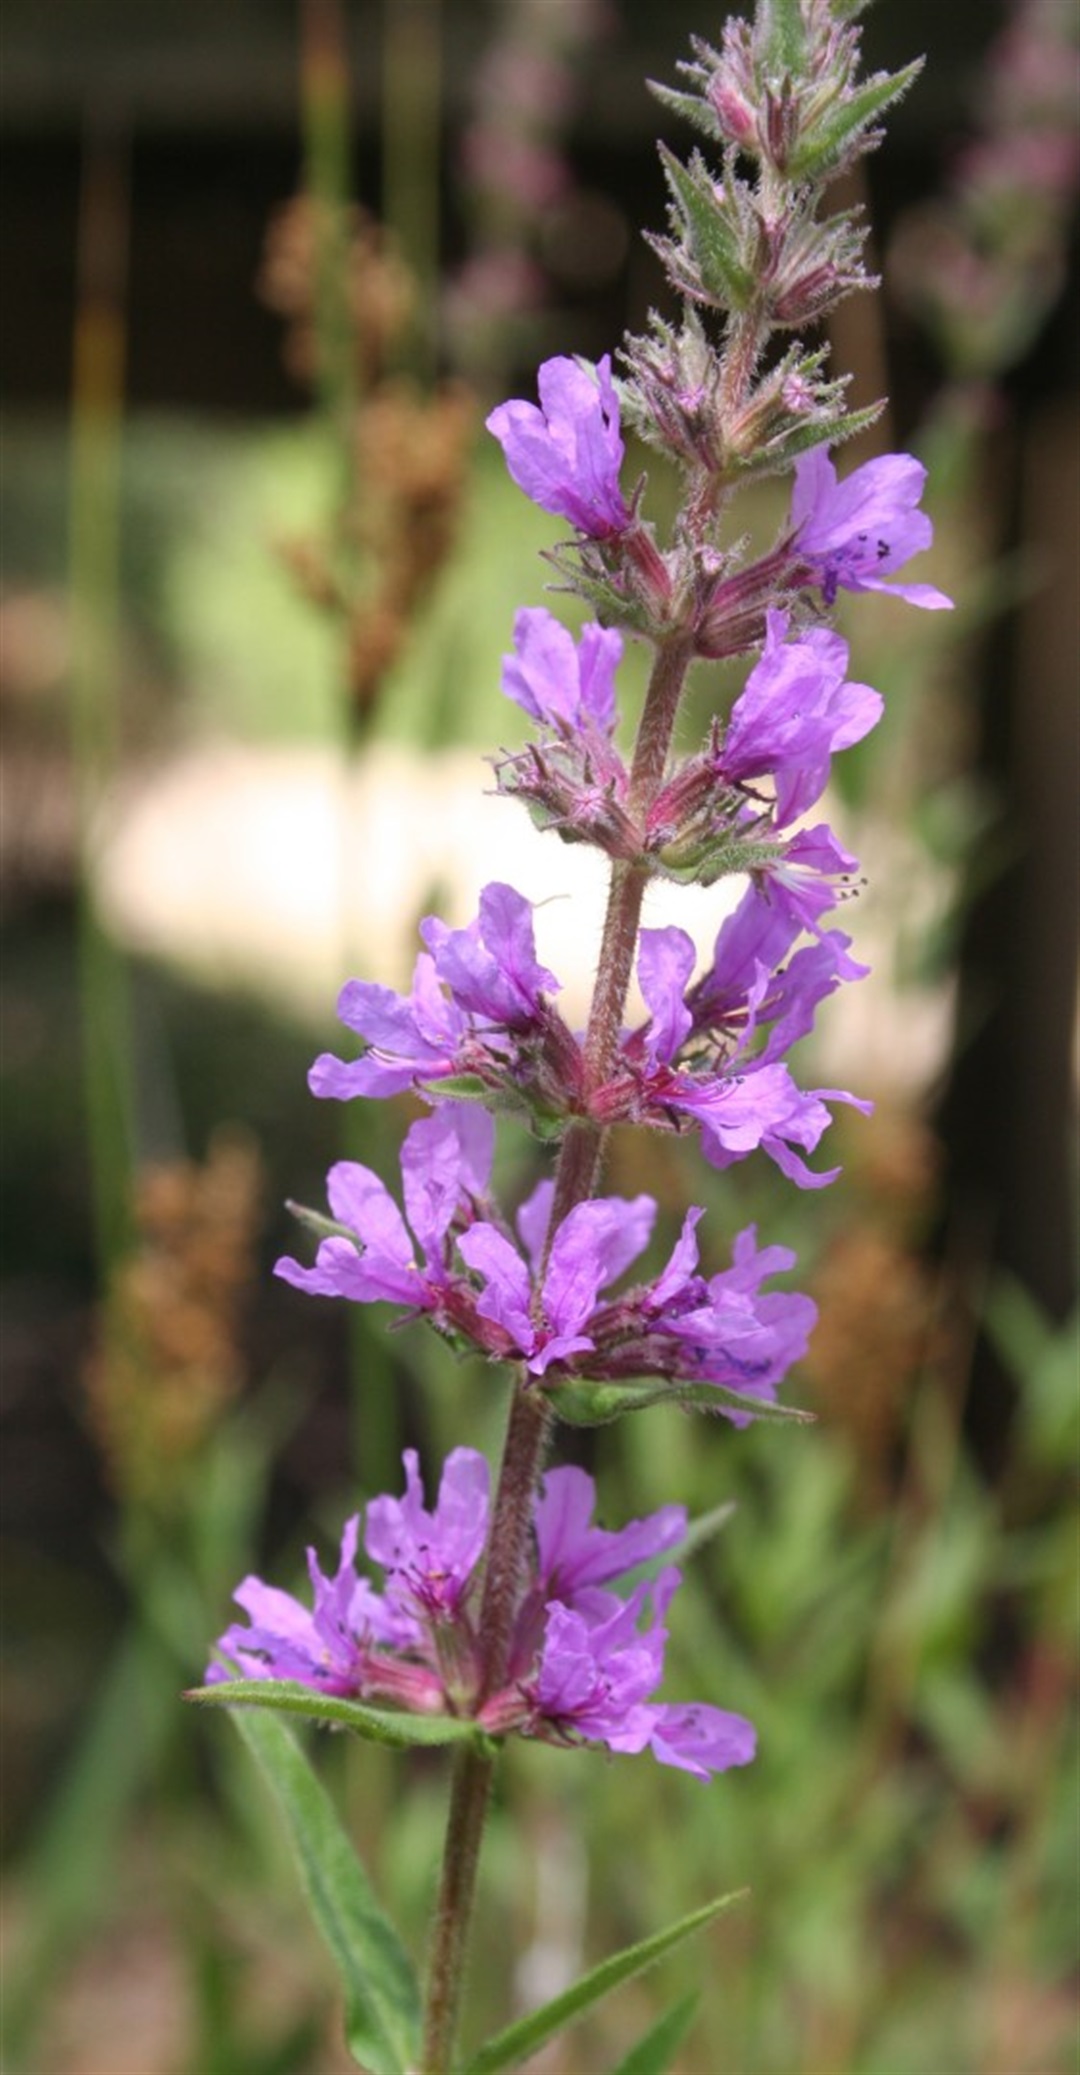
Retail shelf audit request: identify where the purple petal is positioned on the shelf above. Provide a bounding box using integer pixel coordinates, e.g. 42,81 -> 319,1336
457,1221 -> 535,1352
516,1178 -> 555,1274
542,1195 -> 656,1338
637,927 -> 696,1066
502,608 -> 622,736
486,354 -> 630,538
648,1702 -> 757,1778
400,1105 -> 494,1263
534,1465 -> 687,1599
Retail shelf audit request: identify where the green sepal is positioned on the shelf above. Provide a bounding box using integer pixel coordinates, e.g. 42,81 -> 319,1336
187,1677 -> 497,1752
461,1892 -> 746,2075
789,61 -> 924,181
543,552 -> 660,638
548,1376 -> 814,1428
658,145 -> 757,310
225,1705 -> 421,2075
647,77 -> 720,142
608,1992 -> 700,2075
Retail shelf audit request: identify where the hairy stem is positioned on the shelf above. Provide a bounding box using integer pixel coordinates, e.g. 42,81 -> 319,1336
420,631 -> 694,2071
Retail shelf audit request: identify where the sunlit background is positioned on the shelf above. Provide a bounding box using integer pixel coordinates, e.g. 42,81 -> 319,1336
3,1 -> 1077,2069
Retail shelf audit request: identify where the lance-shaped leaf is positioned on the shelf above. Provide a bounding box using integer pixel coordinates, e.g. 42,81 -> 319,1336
756,0 -> 808,78
462,1892 -> 746,2075
227,1706 -> 420,2075
549,1376 -> 815,1428
188,1678 -> 495,1751
656,146 -> 757,310
608,1993 -> 699,2075
789,61 -> 924,182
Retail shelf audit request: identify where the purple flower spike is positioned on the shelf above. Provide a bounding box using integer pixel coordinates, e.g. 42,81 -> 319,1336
486,354 -> 632,538
791,447 -> 953,610
502,607 -> 622,736
721,610 -> 883,825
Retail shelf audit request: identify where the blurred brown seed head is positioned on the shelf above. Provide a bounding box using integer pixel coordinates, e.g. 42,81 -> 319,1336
84,1132 -> 263,1510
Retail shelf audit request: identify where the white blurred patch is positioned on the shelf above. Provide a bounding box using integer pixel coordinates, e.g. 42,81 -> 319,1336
92,741 -> 743,1029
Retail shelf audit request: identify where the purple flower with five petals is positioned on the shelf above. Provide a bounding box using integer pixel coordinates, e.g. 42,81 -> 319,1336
486,354 -> 632,539
790,447 -> 953,610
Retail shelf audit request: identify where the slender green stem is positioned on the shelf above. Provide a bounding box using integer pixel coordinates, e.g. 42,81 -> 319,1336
419,632 -> 696,2070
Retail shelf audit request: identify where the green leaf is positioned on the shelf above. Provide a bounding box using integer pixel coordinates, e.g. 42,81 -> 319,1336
789,61 -> 924,180
608,1992 -> 699,2075
659,145 -> 756,309
462,1892 -> 746,2075
228,1706 -> 420,2075
550,1376 -> 814,1428
188,1678 -> 494,1750
757,0 -> 807,78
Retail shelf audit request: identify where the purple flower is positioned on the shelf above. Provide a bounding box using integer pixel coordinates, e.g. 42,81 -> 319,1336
597,918 -> 870,1190
309,883 -> 559,1105
653,1225 -> 818,1417
502,607 -> 622,737
486,354 -> 632,538
584,1215 -> 817,1416
790,447 -> 953,609
275,1104 -> 494,1316
688,883 -> 867,1064
720,610 -> 883,825
529,1569 -> 756,1777
365,1448 -> 489,1622
420,882 -> 561,1030
205,1515 -> 420,1696
206,1449 -> 757,1779
458,1188 -> 656,1376
749,822 -> 863,938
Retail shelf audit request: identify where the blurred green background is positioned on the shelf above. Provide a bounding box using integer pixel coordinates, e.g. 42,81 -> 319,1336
2,1 -> 1077,2069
